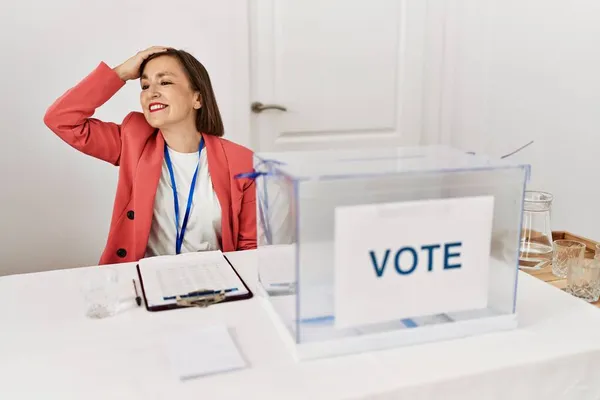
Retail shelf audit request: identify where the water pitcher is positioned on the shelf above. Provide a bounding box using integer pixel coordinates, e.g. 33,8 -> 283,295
519,191 -> 553,269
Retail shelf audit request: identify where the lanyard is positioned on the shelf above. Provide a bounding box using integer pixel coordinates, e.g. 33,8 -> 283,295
164,138 -> 205,254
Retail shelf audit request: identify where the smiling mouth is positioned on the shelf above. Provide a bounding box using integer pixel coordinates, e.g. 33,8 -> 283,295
149,104 -> 168,113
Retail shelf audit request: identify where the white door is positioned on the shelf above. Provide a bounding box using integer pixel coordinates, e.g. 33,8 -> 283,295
249,0 -> 428,152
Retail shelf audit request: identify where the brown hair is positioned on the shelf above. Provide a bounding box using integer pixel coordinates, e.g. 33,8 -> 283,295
140,49 -> 224,137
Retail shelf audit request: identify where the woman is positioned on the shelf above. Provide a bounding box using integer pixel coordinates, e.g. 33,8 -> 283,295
44,46 -> 256,265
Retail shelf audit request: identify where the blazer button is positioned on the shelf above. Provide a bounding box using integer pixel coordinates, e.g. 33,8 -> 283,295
116,248 -> 127,258
127,210 -> 135,220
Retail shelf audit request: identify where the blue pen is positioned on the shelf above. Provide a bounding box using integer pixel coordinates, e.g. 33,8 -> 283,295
163,288 -> 238,301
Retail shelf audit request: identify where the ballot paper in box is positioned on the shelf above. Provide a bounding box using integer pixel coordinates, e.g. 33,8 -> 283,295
252,145 -> 530,361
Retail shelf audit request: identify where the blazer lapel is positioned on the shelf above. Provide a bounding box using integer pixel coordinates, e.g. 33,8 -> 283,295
133,131 -> 164,259
203,134 -> 233,251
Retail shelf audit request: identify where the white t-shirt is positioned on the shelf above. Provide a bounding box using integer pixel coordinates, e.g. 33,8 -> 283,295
145,146 -> 222,257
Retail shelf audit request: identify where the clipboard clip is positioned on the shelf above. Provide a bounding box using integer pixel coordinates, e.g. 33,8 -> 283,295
175,291 -> 228,308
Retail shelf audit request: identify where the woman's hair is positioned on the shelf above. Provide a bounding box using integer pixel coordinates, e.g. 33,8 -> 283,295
139,49 -> 224,137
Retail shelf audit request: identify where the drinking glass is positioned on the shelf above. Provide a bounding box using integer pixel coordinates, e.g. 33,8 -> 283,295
83,268 -> 120,318
566,257 -> 600,303
552,240 -> 585,278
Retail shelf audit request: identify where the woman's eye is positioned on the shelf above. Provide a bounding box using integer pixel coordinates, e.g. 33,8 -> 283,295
141,81 -> 171,90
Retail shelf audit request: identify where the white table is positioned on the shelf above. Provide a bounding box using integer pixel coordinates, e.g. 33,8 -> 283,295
2,250 -> 600,400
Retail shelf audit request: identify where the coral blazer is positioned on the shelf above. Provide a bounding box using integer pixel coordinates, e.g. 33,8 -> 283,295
43,62 -> 256,265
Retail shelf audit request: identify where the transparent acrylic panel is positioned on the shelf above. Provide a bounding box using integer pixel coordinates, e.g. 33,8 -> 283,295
265,146 -> 505,180
254,146 -> 529,346
254,157 -> 298,340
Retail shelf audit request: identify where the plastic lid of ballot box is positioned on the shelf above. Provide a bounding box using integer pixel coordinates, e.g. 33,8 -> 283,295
252,145 -> 530,361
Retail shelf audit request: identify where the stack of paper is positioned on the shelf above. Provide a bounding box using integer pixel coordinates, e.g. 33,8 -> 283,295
165,326 -> 246,380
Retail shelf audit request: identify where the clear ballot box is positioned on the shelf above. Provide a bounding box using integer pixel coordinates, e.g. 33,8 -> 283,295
252,146 -> 530,361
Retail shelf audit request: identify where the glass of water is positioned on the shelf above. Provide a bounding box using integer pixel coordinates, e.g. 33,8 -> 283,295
83,268 -> 120,318
552,240 -> 585,278
566,257 -> 600,302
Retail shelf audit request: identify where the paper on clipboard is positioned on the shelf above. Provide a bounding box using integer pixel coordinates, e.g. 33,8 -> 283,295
138,251 -> 249,308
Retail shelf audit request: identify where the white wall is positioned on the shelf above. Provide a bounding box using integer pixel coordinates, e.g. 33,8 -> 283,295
0,0 -> 250,275
434,0 -> 600,241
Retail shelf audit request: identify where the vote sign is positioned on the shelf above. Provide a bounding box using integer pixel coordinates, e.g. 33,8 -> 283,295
334,196 -> 494,329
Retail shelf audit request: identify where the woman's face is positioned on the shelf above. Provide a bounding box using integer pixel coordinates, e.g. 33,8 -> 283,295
139,56 -> 201,130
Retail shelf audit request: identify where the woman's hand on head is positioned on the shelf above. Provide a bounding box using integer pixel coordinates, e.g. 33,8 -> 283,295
113,46 -> 170,81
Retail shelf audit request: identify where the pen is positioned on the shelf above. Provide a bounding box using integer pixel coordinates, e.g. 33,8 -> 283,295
132,279 -> 141,306
163,288 -> 238,301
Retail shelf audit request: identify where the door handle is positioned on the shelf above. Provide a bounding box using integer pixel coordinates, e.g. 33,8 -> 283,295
251,101 -> 287,113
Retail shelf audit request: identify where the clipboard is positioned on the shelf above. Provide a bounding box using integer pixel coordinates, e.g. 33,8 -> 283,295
136,252 -> 253,312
